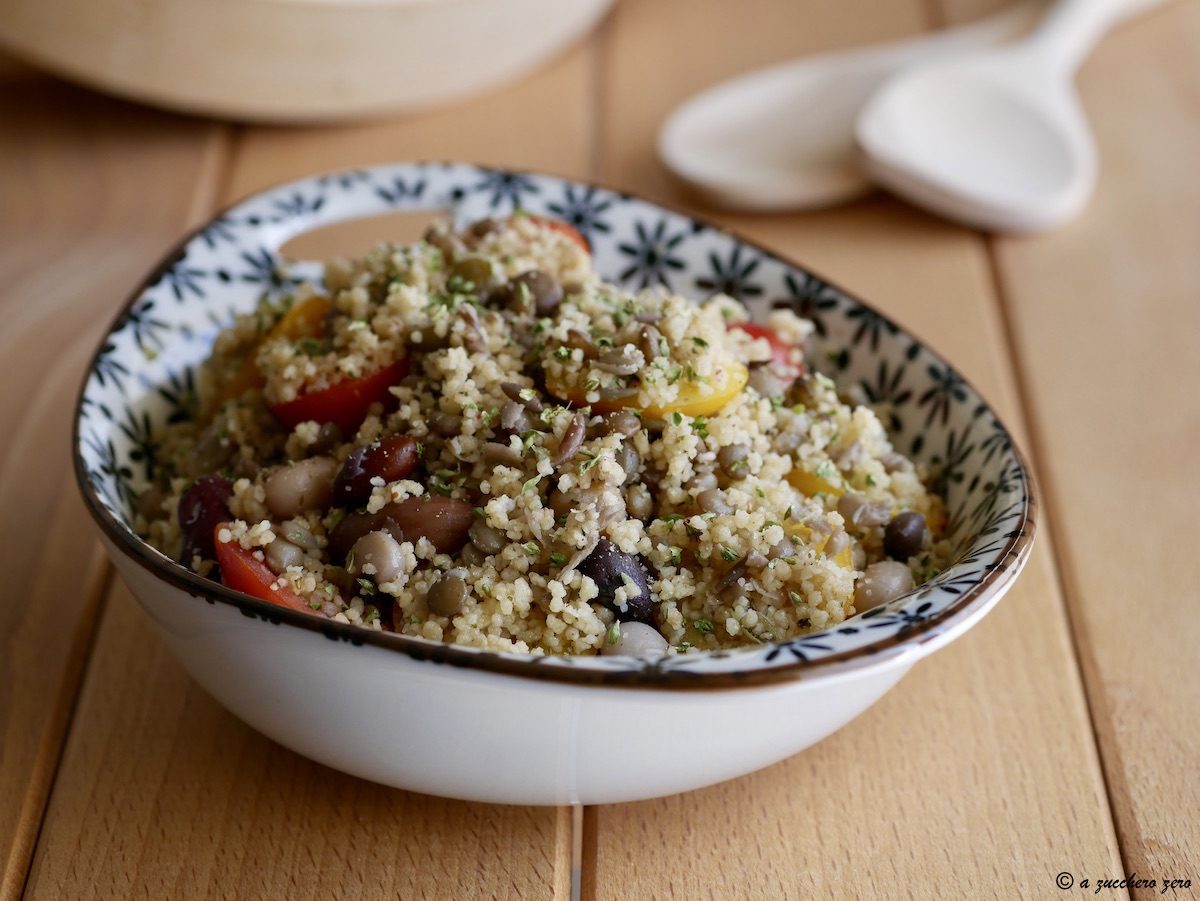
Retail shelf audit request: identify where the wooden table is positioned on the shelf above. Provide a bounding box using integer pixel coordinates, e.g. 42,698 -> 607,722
3,0 -> 1197,897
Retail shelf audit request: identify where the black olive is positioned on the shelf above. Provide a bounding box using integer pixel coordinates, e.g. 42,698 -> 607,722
178,474 -> 232,572
576,538 -> 654,624
884,511 -> 926,561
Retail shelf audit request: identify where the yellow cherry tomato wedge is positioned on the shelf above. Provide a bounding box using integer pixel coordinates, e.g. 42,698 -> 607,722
545,361 -> 748,418
785,522 -> 854,568
212,295 -> 333,409
785,465 -> 845,499
648,363 -> 748,418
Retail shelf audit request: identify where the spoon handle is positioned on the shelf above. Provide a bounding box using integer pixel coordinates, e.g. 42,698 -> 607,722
1029,0 -> 1172,75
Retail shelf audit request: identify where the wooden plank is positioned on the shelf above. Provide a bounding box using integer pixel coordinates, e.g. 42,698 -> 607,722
24,581 -> 572,901
585,1 -> 1125,896
983,1 -> 1200,893
223,40 -> 597,203
597,0 -> 929,206
0,67 -> 223,901
22,37 -> 600,901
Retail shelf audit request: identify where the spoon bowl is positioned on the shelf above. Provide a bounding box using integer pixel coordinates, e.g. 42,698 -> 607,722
856,0 -> 1170,232
857,48 -> 1097,231
657,2 -> 1039,211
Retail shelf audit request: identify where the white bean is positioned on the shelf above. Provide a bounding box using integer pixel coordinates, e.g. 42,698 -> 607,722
602,621 -> 669,658
265,538 -> 304,574
854,561 -> 914,611
350,530 -> 405,584
264,457 -> 338,518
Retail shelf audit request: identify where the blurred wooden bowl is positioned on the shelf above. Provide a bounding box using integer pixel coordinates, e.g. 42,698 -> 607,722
0,0 -> 615,122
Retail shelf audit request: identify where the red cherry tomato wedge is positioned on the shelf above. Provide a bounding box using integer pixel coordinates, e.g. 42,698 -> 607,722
213,524 -> 313,614
728,322 -> 804,375
519,214 -> 590,253
269,357 -> 410,434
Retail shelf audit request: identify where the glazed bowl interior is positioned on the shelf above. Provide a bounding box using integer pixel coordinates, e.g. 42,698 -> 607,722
74,162 -> 1036,687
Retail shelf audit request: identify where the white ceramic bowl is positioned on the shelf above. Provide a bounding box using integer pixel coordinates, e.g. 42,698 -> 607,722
0,0 -> 614,122
74,162 -> 1037,805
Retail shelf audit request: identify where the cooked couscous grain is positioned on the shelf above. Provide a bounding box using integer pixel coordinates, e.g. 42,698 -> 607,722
141,214 -> 949,656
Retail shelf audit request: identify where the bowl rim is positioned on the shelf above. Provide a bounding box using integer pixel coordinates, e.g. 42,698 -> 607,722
72,161 -> 1038,691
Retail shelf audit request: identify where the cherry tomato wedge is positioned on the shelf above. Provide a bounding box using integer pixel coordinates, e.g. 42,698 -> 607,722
519,214 -> 590,253
213,524 -> 313,614
728,322 -> 804,374
544,361 -> 748,418
269,357 -> 410,434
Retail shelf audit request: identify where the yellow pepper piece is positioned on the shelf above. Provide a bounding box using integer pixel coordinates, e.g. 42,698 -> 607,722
643,361 -> 748,418
212,295 -> 333,408
785,465 -> 845,499
272,294 -> 333,341
786,522 -> 854,568
546,361 -> 749,418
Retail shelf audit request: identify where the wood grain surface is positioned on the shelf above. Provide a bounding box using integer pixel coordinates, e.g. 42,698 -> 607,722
2,0 -> 1198,898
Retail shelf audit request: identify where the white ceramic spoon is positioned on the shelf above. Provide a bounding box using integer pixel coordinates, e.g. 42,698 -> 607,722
657,2 -> 1042,212
856,0 -> 1171,232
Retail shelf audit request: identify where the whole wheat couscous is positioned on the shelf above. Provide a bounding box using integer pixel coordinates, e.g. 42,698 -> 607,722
140,214 -> 949,657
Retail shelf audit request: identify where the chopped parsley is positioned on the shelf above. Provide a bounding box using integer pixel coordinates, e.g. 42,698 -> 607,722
295,337 -> 326,357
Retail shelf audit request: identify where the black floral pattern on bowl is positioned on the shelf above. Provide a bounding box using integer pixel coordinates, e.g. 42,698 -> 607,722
73,162 -> 1036,685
